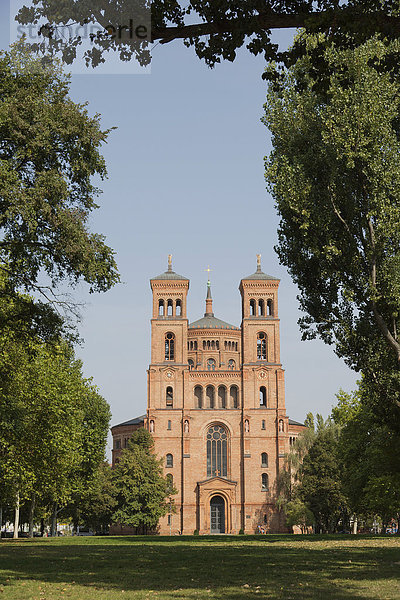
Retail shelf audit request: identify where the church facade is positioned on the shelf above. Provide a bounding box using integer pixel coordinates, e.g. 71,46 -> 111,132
111,257 -> 305,534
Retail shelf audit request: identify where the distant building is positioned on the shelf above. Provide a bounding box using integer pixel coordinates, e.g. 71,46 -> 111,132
111,256 -> 306,534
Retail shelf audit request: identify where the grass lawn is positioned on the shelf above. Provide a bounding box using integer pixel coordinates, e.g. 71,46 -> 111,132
0,535 -> 399,600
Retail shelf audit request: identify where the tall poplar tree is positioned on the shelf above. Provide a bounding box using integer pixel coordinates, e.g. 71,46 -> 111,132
264,35 -> 400,423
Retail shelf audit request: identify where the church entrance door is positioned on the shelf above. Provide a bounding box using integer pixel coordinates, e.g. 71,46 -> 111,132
210,495 -> 225,533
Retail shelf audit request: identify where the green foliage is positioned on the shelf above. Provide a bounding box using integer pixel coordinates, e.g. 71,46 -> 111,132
13,1 -> 400,69
69,462 -> 117,533
0,42 -> 119,339
0,337 -> 111,518
112,431 -> 175,532
332,383 -> 400,524
264,35 -> 400,420
284,499 -> 314,533
298,423 -> 347,533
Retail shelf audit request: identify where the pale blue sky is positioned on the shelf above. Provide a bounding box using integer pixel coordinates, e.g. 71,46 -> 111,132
3,4 -> 358,453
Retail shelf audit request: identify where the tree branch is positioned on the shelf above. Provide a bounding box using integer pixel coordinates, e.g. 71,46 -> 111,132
151,10 -> 400,44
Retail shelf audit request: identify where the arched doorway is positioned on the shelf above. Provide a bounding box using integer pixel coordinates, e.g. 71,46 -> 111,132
210,495 -> 225,534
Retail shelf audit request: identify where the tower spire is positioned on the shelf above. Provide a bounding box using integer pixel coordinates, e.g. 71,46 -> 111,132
168,254 -> 173,272
204,266 -> 214,317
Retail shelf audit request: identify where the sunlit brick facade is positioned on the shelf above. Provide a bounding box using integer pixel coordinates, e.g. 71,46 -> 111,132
142,256 -> 305,534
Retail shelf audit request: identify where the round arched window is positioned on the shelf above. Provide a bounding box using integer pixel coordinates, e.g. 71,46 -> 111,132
206,425 -> 228,478
257,332 -> 267,360
165,332 -> 175,360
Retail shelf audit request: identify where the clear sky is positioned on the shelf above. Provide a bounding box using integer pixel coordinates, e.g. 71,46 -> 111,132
3,4 -> 358,454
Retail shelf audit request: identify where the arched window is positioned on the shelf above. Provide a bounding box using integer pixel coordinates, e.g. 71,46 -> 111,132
216,340 -> 219,350
207,358 -> 216,371
224,341 -> 227,350
218,386 -> 226,409
267,299 -> 273,316
203,341 -> 206,350
258,299 -> 264,316
206,424 -> 228,477
188,359 -> 194,371
194,341 -> 198,350
184,419 -> 189,433
261,419 -> 266,430
244,419 -> 250,433
165,332 -> 175,361
228,359 -> 235,370
207,340 -> 211,350
166,453 -> 173,468
211,340 -> 215,350
259,386 -> 267,407
166,386 -> 173,406
257,332 -> 267,360
167,420 -> 171,430
176,299 -> 182,316
166,473 -> 173,492
262,473 -> 269,491
115,439 -> 121,449
250,299 -> 256,316
235,342 -> 238,351
167,299 -> 173,316
158,300 -> 164,316
261,453 -> 268,468
230,385 -> 238,409
206,385 -> 215,408
194,385 -> 203,409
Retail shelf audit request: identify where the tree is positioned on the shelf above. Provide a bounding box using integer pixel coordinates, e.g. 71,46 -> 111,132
284,499 -> 314,534
67,461 -> 117,534
0,338 -> 111,537
298,423 -> 347,533
332,385 -> 400,530
264,35 -> 400,419
112,429 -> 175,533
0,43 -> 119,338
14,1 -> 400,69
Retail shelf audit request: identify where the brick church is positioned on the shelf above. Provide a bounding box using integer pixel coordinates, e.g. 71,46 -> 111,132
111,256 -> 305,534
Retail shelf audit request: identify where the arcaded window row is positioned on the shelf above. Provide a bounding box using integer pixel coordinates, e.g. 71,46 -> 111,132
165,332 -> 268,362
249,299 -> 273,317
194,385 -> 239,409
163,385 -> 268,408
159,299 -> 182,317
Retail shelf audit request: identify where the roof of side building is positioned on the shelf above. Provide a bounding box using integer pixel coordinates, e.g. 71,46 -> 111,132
112,415 -> 146,428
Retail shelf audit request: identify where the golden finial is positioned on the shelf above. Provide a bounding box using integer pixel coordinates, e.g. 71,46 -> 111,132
205,265 -> 212,285
256,254 -> 261,271
168,254 -> 172,271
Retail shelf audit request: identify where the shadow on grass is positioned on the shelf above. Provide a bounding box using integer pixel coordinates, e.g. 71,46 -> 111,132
0,536 -> 399,599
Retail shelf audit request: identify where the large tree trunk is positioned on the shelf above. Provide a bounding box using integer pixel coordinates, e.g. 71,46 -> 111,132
13,491 -> 20,539
50,502 -> 57,537
28,493 -> 36,538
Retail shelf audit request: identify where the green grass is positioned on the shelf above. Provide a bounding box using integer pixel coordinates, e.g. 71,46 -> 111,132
0,535 -> 399,600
